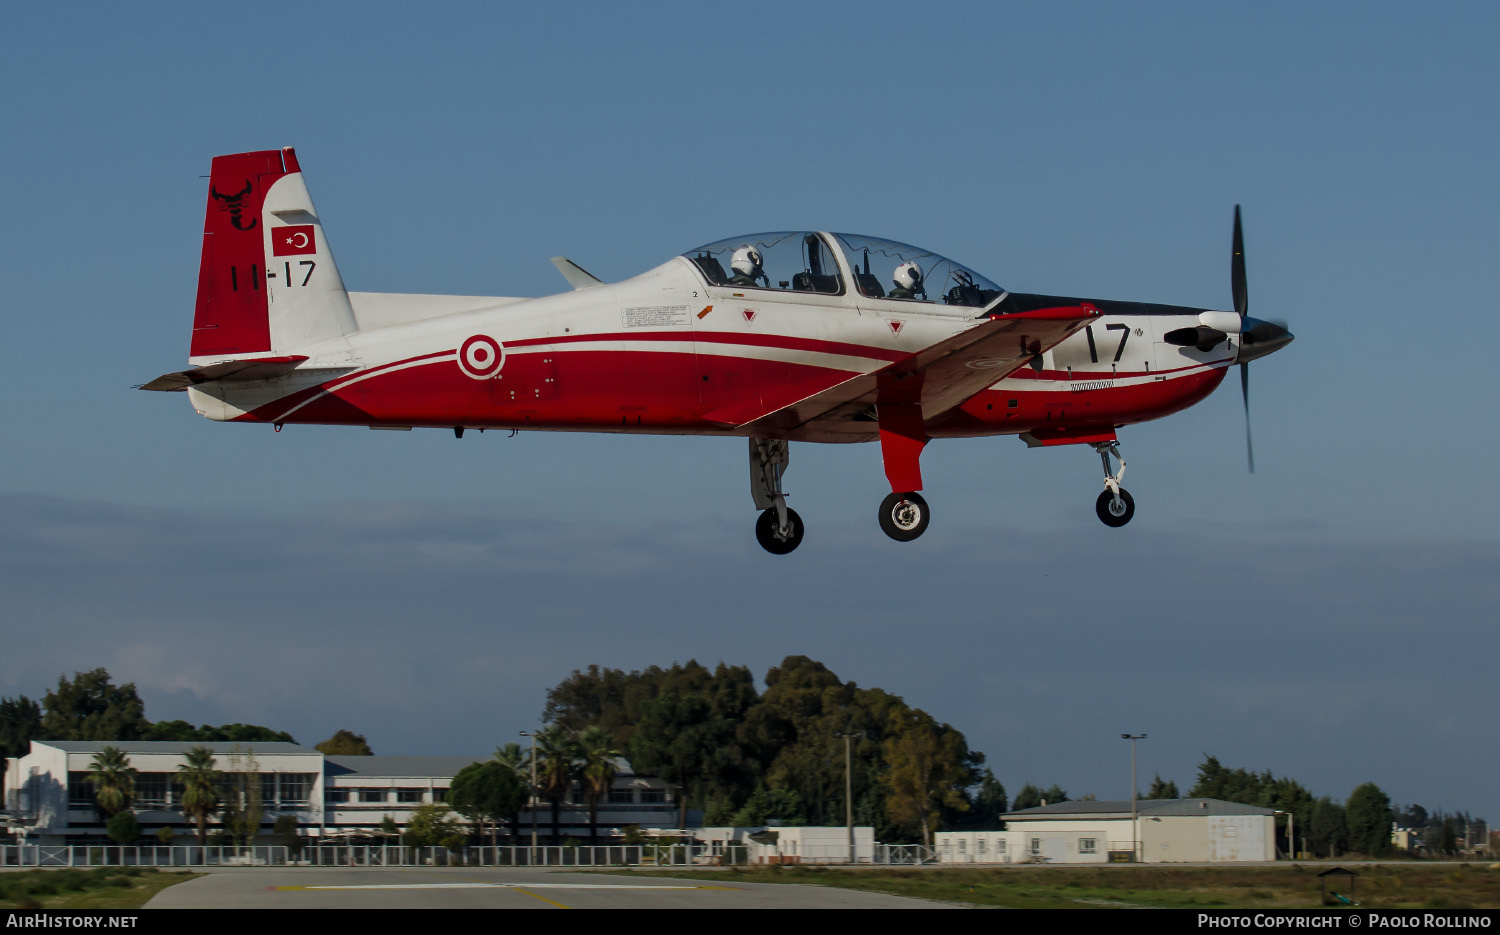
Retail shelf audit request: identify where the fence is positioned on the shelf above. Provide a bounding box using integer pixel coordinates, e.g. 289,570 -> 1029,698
1,843 -> 934,868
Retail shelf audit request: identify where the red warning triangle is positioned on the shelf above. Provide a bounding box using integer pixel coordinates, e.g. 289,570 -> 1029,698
742,309 -> 757,323
889,320 -> 904,335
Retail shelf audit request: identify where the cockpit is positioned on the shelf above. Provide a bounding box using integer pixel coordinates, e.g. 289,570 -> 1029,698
683,232 -> 1005,308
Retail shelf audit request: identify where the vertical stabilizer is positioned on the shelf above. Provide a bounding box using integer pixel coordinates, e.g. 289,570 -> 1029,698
190,147 -> 356,363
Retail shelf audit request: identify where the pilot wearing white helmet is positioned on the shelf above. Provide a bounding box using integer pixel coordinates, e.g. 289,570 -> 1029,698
888,261 -> 923,299
727,244 -> 765,287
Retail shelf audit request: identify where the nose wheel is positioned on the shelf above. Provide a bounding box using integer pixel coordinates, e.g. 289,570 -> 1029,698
879,492 -> 930,541
1092,440 -> 1134,528
1095,488 -> 1135,527
755,507 -> 804,554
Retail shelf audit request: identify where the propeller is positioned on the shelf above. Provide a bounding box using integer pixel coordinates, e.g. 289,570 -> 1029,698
1228,205 -> 1294,473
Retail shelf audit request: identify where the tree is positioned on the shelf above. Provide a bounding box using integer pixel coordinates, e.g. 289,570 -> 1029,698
146,721 -> 295,743
881,709 -> 974,846
1345,782 -> 1393,857
1013,783 -> 1043,812
449,761 -> 528,845
106,811 -> 140,848
403,803 -> 464,848
1145,774 -> 1180,799
40,669 -> 149,741
223,745 -> 263,849
274,814 -> 303,859
176,747 -> 221,847
966,770 -> 1008,828
316,730 -> 373,755
1309,796 -> 1348,858
0,696 -> 41,759
534,725 -> 579,843
87,746 -> 136,819
577,726 -> 623,845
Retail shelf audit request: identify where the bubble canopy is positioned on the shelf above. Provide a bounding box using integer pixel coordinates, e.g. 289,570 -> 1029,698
683,232 -> 1005,308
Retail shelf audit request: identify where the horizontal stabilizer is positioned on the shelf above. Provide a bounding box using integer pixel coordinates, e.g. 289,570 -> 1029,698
139,355 -> 313,392
550,256 -> 603,290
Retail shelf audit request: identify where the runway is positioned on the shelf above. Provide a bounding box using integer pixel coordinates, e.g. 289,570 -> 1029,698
144,867 -> 956,909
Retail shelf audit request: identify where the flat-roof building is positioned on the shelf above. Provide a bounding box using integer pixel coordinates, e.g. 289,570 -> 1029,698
3,740 -> 678,846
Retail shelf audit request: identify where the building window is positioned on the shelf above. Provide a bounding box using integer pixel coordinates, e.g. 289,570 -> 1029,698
640,790 -> 666,804
1079,838 -> 1097,854
261,775 -> 278,803
327,789 -> 349,804
997,839 -> 1007,854
433,787 -> 448,802
607,790 -> 633,804
958,839 -> 966,853
281,774 -> 315,805
977,839 -> 987,855
359,789 -> 386,803
137,773 -> 169,808
1030,838 -> 1041,856
67,772 -> 94,807
397,788 -> 424,803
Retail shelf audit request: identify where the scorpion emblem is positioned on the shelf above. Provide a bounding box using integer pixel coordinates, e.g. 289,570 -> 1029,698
210,180 -> 257,231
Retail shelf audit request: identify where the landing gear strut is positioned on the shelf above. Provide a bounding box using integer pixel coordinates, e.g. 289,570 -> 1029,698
750,437 -> 803,554
1092,440 -> 1134,527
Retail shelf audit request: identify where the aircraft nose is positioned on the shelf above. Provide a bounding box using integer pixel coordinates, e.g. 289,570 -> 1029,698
1238,317 -> 1293,363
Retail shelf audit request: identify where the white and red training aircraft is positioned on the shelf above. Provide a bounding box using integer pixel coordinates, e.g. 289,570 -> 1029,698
144,148 -> 1293,554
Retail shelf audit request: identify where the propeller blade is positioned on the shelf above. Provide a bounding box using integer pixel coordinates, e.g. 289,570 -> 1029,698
1232,205 -> 1247,319
1241,362 -> 1255,473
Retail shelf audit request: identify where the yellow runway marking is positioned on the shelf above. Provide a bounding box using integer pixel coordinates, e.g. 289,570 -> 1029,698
512,887 -> 571,909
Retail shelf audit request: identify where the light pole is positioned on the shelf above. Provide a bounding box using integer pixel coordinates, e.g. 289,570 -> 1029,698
1121,733 -> 1147,862
520,730 -> 539,852
837,732 -> 860,864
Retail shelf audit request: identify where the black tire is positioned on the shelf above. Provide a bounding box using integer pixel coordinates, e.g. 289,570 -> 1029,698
755,507 -> 804,555
1095,488 -> 1135,527
878,492 -> 930,542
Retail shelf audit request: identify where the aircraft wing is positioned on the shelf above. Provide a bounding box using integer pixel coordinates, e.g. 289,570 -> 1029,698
739,305 -> 1099,442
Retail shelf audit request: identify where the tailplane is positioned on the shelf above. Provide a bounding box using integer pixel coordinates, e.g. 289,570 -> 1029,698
190,147 -> 356,362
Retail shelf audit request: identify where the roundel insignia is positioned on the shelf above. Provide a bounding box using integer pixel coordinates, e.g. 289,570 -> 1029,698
457,335 -> 504,379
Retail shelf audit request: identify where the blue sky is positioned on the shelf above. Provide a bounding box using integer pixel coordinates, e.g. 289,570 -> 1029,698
3,2 -> 1496,822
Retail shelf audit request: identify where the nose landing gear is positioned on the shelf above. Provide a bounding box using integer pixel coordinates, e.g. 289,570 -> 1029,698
1092,440 -> 1134,527
750,437 -> 803,554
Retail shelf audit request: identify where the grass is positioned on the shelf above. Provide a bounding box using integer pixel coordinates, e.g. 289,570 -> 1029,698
0,868 -> 202,911
602,862 -> 1500,910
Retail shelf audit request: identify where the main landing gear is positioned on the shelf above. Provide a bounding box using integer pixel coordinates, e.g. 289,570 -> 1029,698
750,437 -> 803,554
879,492 -> 929,541
1092,440 -> 1135,527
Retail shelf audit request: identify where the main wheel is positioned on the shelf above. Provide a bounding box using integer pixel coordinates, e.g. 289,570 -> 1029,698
879,492 -> 930,542
1095,488 -> 1135,527
755,507 -> 804,554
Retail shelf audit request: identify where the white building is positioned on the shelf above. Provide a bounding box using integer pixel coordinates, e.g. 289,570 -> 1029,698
934,798 -> 1277,864
3,741 -> 678,845
692,825 -> 876,864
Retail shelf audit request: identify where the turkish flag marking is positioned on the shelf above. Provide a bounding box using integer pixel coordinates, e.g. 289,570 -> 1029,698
272,225 -> 316,256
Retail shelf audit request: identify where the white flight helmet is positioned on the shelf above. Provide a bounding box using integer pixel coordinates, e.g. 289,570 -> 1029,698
894,261 -> 923,291
731,245 -> 763,277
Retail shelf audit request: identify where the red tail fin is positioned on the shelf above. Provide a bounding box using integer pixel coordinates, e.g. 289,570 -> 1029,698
190,149 -> 294,358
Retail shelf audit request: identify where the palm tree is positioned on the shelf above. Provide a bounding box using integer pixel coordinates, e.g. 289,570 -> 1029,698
577,727 -> 622,846
176,747 -> 222,847
533,725 -> 579,845
492,742 -> 530,839
87,746 -> 136,819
